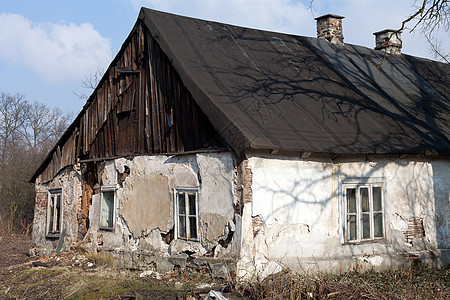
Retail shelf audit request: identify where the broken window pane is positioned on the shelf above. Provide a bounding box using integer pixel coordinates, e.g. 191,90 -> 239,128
362,213 -> 370,239
49,196 -> 55,232
360,187 -> 369,212
189,216 -> 198,239
47,190 -> 62,235
56,194 -> 61,232
100,190 -> 114,228
373,187 -> 382,211
347,188 -> 356,213
347,215 -> 356,240
374,213 -> 383,237
179,216 -> 186,238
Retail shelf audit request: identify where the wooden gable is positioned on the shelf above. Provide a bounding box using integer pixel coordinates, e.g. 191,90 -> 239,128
34,21 -> 225,183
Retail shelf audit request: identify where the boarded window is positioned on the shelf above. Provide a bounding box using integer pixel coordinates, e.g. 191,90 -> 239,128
175,190 -> 199,241
100,188 -> 115,229
47,189 -> 62,236
344,184 -> 384,243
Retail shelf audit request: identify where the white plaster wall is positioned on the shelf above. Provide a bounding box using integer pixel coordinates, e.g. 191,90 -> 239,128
246,155 -> 450,274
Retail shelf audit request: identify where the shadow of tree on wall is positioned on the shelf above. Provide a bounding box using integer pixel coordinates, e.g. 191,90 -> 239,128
168,24 -> 450,269
176,24 -> 449,156
247,155 -> 446,271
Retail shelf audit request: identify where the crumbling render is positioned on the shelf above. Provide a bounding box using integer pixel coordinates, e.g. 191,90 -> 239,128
404,217 -> 426,245
252,215 -> 263,237
72,154 -> 239,274
79,163 -> 97,239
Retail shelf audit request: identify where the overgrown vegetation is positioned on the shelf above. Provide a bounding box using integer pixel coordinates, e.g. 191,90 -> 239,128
0,92 -> 70,234
247,264 -> 449,299
1,256 -> 448,299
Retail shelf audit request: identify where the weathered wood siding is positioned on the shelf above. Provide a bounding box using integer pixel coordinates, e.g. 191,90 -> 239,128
35,21 -> 223,183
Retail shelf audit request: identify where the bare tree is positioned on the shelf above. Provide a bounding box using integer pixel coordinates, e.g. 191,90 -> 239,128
0,93 -> 30,170
73,67 -> 105,100
23,102 -> 71,152
402,0 -> 449,62
0,92 -> 70,233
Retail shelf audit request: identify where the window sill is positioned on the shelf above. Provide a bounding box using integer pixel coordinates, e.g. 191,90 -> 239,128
99,226 -> 114,232
176,237 -> 199,242
46,233 -> 60,239
343,238 -> 388,245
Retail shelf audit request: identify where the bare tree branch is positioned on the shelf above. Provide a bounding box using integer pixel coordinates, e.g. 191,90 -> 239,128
425,34 -> 450,62
73,67 -> 105,100
0,92 -> 71,233
309,0 -> 449,63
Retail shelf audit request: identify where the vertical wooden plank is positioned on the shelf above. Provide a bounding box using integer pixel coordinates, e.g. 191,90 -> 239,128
113,107 -> 119,156
143,29 -> 152,153
168,60 -> 176,153
155,44 -> 165,153
174,79 -> 183,152
149,37 -> 161,152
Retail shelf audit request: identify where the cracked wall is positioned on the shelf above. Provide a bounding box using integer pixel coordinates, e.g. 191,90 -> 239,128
33,151 -> 448,279
83,152 -> 239,274
32,166 -> 82,256
240,154 -> 450,278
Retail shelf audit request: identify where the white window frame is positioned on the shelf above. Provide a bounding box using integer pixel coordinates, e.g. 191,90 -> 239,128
341,178 -> 386,244
46,189 -> 63,237
174,188 -> 200,242
99,186 -> 116,230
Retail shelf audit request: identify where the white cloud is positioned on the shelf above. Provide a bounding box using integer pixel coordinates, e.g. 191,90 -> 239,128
130,0 -> 316,36
0,13 -> 112,83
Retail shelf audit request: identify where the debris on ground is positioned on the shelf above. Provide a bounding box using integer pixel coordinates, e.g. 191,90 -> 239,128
0,233 -> 449,299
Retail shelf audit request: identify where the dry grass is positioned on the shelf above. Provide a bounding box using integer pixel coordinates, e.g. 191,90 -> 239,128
1,252 -> 448,300
244,264 -> 449,300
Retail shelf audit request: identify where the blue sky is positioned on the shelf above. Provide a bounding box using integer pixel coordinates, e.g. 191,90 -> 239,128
1,0 -> 448,114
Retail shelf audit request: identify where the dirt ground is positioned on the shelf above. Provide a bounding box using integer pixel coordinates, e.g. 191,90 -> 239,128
0,234 -> 448,299
0,234 -> 237,299
0,234 -> 33,270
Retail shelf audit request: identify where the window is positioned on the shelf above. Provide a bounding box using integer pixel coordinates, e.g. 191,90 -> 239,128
175,190 -> 199,241
343,183 -> 384,243
47,189 -> 62,236
100,187 -> 115,230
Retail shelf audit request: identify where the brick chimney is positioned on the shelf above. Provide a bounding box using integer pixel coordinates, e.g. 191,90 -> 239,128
373,29 -> 402,55
315,14 -> 344,44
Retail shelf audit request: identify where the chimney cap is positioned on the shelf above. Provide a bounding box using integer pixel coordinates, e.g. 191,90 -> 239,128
373,29 -> 402,35
315,14 -> 345,21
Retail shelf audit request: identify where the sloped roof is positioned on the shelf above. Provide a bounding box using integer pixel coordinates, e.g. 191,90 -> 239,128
139,8 -> 450,156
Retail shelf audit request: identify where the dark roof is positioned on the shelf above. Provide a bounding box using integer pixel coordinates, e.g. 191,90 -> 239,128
139,8 -> 450,156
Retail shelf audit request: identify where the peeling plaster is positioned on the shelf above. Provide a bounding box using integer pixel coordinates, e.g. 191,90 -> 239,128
121,172 -> 172,236
32,152 -> 449,278
32,166 -> 82,256
78,152 -> 237,272
242,155 -> 450,276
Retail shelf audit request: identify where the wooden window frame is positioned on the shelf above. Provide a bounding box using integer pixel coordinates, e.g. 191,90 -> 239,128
174,188 -> 200,242
99,186 -> 116,231
342,181 -> 385,244
46,189 -> 63,237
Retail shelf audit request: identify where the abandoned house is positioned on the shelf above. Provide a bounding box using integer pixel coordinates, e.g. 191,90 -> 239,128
31,8 -> 450,279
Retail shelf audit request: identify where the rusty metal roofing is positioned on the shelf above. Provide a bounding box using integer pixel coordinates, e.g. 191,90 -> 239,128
139,8 -> 450,156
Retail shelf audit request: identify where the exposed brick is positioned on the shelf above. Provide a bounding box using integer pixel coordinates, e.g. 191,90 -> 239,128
315,14 -> 344,44
243,160 -> 253,204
